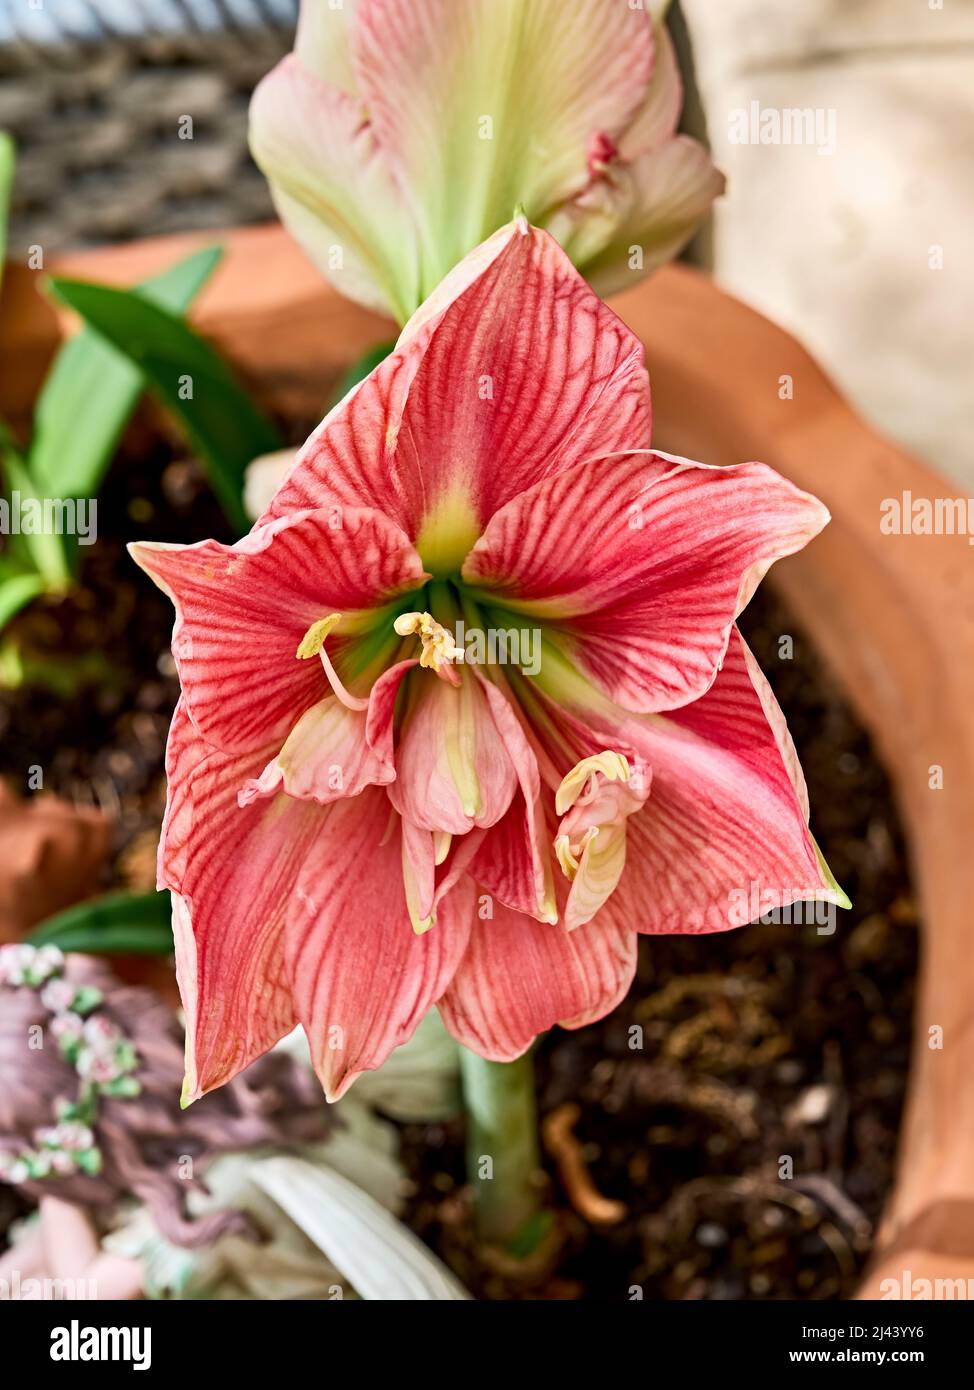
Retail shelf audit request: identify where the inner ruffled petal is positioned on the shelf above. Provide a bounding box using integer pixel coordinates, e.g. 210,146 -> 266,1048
389,667 -> 518,834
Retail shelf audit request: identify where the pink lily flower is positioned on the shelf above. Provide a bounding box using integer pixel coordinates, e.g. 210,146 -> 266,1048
249,0 -> 724,322
131,221 -> 845,1104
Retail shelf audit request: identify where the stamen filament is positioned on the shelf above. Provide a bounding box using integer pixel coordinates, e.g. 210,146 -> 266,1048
319,646 -> 370,712
297,613 -> 369,711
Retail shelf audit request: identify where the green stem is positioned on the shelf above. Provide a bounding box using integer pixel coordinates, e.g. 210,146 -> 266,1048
459,1046 -> 543,1248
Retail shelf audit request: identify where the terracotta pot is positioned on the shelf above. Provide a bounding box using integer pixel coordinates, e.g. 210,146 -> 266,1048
3,225 -> 972,1297
0,782 -> 111,942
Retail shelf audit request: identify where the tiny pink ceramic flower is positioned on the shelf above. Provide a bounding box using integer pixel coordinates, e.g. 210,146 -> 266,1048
40,978 -> 77,1014
49,1013 -> 83,1045
249,0 -> 724,321
132,221 -> 844,1103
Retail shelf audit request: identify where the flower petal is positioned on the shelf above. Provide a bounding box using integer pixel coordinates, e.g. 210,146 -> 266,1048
161,702 -> 315,1100
401,816 -> 436,933
616,22 -> 683,158
364,658 -> 418,763
438,900 -> 637,1061
466,675 -> 556,923
252,228 -> 514,531
130,505 -> 425,754
239,658 -> 415,810
396,224 -> 652,560
389,669 -> 518,834
615,628 -> 849,934
249,53 -> 420,319
555,753 -> 650,930
262,224 -> 651,561
464,449 -> 829,713
294,0 -> 360,95
353,0 -> 654,290
238,696 -> 394,808
548,134 -> 725,300
285,789 -> 473,1098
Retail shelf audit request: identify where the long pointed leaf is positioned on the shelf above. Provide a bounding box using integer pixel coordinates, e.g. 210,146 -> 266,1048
0,571 -> 45,628
0,427 -> 71,586
27,889 -> 174,955
31,245 -> 224,503
48,276 -> 281,533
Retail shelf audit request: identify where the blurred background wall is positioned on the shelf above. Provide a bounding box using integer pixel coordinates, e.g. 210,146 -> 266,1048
677,0 -> 974,492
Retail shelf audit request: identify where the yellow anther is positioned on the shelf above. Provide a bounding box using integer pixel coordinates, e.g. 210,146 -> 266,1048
555,826 -> 599,882
393,611 -> 464,673
297,613 -> 341,660
555,751 -> 630,816
297,613 -> 369,711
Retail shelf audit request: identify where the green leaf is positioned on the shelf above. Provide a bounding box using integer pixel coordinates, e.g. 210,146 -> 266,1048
0,570 -> 46,628
0,131 -> 14,295
48,274 -> 282,533
27,889 -> 174,956
0,638 -> 113,695
0,426 -> 71,587
138,243 -> 224,309
328,340 -> 396,409
31,245 -> 224,503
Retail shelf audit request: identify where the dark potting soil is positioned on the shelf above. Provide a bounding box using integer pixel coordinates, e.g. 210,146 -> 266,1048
0,435 -> 918,1301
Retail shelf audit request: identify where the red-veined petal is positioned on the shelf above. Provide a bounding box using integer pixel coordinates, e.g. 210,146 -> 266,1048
389,669 -> 518,834
615,628 -> 849,934
465,675 -> 556,923
465,450 -> 829,713
238,696 -> 394,807
261,224 -> 651,562
240,657 -> 416,809
130,506 -> 425,754
438,899 -> 636,1061
285,789 -> 473,1098
161,702 -> 316,1100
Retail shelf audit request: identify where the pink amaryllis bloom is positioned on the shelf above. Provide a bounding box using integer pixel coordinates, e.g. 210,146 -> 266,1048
249,0 -> 724,323
131,220 -> 846,1104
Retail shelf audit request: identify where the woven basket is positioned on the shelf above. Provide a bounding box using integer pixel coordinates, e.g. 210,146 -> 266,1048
1,0 -> 298,255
